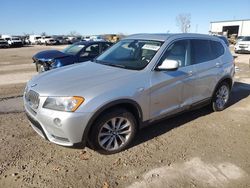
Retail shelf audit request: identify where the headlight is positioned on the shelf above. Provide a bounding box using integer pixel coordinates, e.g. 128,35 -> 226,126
43,96 -> 84,112
51,59 -> 61,68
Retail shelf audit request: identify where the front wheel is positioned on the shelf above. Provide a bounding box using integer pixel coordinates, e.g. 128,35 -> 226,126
90,108 -> 137,154
211,82 -> 230,111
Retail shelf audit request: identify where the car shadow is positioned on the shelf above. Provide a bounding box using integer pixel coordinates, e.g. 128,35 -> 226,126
130,81 -> 250,149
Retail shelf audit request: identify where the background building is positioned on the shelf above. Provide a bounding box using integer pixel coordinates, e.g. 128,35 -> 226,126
210,19 -> 250,37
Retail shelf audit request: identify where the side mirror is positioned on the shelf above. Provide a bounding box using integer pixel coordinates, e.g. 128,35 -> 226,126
156,59 -> 179,71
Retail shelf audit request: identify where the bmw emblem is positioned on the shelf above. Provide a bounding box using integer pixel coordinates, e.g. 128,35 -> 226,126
31,83 -> 37,88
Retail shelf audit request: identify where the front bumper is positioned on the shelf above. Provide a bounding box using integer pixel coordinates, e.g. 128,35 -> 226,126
0,43 -> 8,47
24,96 -> 93,147
235,45 -> 250,53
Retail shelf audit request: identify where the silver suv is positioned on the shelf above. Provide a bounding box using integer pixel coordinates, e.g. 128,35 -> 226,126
24,34 -> 234,154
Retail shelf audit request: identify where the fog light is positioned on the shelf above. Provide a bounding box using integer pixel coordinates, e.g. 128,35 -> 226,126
54,118 -> 62,127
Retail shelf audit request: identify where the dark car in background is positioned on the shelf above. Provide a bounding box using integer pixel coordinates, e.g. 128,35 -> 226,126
0,38 -> 9,48
53,36 -> 69,45
33,41 -> 113,72
215,35 -> 230,47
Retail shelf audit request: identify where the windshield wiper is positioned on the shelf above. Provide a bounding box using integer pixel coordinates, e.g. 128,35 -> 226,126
103,63 -> 126,68
94,59 -> 130,69
92,59 -> 105,64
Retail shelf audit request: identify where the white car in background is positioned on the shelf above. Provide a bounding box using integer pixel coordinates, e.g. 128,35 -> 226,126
235,36 -> 250,53
39,36 -> 57,45
29,35 -> 42,44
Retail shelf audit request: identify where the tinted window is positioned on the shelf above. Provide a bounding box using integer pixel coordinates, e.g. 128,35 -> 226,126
210,41 -> 224,58
161,40 -> 189,67
63,44 -> 85,55
102,43 -> 112,51
191,40 -> 212,64
80,44 -> 99,57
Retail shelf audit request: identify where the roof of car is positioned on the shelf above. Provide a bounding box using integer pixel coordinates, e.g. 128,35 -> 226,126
74,41 -> 111,45
125,33 -> 219,42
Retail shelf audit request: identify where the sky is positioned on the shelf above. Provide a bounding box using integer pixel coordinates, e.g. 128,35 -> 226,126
1,0 -> 250,36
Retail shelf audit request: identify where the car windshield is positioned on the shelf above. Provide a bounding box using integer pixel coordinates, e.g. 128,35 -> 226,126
242,36 -> 250,41
95,39 -> 163,70
62,44 -> 85,55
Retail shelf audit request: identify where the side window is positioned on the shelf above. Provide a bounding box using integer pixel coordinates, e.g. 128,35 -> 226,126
101,43 -> 112,52
80,44 -> 99,57
161,40 -> 190,67
191,39 -> 213,64
210,41 -> 224,59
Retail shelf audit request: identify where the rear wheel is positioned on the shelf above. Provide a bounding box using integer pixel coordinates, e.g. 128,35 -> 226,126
211,82 -> 230,111
90,108 -> 137,154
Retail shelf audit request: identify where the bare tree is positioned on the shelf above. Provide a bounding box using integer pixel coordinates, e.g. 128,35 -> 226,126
41,32 -> 47,36
69,31 -> 80,36
176,13 -> 191,33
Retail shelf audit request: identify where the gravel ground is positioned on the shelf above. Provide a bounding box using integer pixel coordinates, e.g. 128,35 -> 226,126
0,46 -> 250,188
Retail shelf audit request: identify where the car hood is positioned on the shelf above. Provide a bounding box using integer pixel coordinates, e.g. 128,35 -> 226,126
28,61 -> 136,96
33,50 -> 72,61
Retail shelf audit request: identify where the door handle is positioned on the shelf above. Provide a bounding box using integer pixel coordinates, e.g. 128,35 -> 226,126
216,63 -> 221,68
188,71 -> 193,76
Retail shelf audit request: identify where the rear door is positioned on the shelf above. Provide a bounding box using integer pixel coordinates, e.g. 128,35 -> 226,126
149,39 -> 197,120
190,39 -> 223,102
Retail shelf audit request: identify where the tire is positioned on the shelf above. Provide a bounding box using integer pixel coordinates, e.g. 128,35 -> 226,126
89,108 -> 137,154
211,82 -> 230,112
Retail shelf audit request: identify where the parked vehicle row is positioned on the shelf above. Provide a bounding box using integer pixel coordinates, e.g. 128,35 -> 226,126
27,35 -> 105,45
0,35 -> 23,47
24,33 -> 235,154
0,34 -> 108,48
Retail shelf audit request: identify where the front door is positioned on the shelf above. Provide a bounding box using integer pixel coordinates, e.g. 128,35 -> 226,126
150,39 -> 197,120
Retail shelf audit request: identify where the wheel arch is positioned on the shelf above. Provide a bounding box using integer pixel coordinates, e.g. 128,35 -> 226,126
212,76 -> 233,97
82,99 -> 143,145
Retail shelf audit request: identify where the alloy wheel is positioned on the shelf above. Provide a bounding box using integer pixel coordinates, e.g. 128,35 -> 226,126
98,117 -> 132,151
215,85 -> 229,109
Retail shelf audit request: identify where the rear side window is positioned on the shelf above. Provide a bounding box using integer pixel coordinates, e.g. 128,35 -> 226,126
191,39 -> 212,64
210,41 -> 224,58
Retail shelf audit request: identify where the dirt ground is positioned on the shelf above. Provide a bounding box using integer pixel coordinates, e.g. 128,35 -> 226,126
0,45 -> 250,188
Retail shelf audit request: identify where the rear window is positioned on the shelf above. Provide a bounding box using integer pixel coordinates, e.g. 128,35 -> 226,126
191,39 -> 225,64
210,41 -> 225,58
